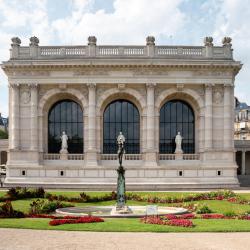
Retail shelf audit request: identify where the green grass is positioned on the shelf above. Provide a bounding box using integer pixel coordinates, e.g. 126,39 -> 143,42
1,190 -> 250,232
1,218 -> 250,232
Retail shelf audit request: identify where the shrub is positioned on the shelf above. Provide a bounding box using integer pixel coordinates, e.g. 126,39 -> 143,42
196,204 -> 213,214
0,201 -> 24,218
49,216 -> 104,226
29,199 -> 72,214
6,187 -> 45,200
79,192 -> 90,202
223,211 -> 237,218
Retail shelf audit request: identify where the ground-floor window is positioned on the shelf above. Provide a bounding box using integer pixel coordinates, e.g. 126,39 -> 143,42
48,100 -> 83,153
159,100 -> 195,153
103,99 -> 140,154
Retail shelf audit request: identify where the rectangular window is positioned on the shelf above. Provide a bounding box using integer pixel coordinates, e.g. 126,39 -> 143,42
178,170 -> 183,177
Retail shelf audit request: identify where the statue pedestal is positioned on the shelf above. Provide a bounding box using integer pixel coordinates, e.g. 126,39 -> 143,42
111,205 -> 132,215
60,149 -> 68,160
175,152 -> 183,160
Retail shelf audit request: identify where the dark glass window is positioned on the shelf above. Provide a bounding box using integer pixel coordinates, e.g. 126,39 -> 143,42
160,100 -> 195,153
103,100 -> 140,154
48,100 -> 83,153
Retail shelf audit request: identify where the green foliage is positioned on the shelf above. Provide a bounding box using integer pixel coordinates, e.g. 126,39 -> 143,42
0,130 -> 8,139
196,204 -> 213,214
223,211 -> 237,217
4,187 -> 45,201
0,201 -> 24,218
29,199 -> 72,214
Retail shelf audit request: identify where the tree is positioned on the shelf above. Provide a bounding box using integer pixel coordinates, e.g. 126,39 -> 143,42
0,130 -> 8,139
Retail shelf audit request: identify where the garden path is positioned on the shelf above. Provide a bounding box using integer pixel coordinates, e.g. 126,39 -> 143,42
0,229 -> 249,250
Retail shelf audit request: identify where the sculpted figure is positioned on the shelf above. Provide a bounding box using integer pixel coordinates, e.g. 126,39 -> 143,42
117,132 -> 125,166
60,131 -> 68,153
175,132 -> 183,154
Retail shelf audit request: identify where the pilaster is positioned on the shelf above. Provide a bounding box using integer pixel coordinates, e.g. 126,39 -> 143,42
85,83 -> 98,166
223,84 -> 233,149
144,83 -> 157,166
10,84 -> 20,150
30,84 -> 38,150
204,84 -> 213,150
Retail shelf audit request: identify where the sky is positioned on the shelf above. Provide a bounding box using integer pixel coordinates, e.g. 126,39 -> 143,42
0,0 -> 249,117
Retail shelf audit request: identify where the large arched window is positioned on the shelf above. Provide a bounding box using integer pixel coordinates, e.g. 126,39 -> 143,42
160,100 -> 195,154
103,100 -> 140,154
48,100 -> 83,153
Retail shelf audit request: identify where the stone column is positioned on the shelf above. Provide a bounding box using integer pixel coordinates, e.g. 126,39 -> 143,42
145,83 -> 157,166
242,151 -> 246,175
11,84 -> 20,150
224,84 -> 233,149
86,83 -> 98,166
204,84 -> 213,150
30,84 -> 38,150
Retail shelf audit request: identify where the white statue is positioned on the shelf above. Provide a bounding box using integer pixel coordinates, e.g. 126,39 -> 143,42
60,131 -> 68,153
175,132 -> 183,154
117,131 -> 125,146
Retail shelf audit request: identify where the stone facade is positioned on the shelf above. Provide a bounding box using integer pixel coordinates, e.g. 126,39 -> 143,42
1,36 -> 242,189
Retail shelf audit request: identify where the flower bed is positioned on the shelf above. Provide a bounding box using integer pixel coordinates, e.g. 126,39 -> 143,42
49,216 -> 104,226
201,214 -> 225,219
141,216 -> 194,227
165,213 -> 195,220
166,219 -> 194,227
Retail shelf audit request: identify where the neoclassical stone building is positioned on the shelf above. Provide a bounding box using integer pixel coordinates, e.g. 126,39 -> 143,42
1,36 -> 242,189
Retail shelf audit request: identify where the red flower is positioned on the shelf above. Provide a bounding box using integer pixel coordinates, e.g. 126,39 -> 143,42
165,214 -> 177,220
49,216 -> 104,226
166,219 -> 193,227
201,214 -> 224,219
179,213 -> 195,219
227,197 -> 237,203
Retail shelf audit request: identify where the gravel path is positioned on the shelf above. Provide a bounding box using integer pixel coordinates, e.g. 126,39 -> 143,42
0,229 -> 249,250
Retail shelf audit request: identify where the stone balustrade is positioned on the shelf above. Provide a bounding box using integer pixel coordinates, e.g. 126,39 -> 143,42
42,153 -> 200,161
159,154 -> 200,161
9,36 -> 233,60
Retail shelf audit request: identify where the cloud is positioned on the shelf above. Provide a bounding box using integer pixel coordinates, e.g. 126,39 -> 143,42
51,0 -> 185,45
0,0 -> 249,116
211,0 -> 250,102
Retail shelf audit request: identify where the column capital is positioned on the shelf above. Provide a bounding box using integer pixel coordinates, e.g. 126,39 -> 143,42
205,83 -> 214,90
29,83 -> 39,89
87,83 -> 96,89
146,83 -> 156,88
9,83 -> 20,89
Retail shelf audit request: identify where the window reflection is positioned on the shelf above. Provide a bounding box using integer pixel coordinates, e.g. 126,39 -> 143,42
160,100 -> 195,153
103,100 -> 140,154
48,100 -> 83,153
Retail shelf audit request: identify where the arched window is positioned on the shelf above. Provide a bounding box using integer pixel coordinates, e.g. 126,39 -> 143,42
103,100 -> 140,154
48,100 -> 83,153
160,100 -> 195,153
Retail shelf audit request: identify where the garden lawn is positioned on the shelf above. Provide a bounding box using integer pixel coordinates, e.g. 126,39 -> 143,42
2,190 -> 250,232
1,218 -> 250,232
2,198 -> 250,215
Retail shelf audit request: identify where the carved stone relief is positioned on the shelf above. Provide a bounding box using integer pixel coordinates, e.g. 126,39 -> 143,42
21,89 -> 31,104
213,89 -> 223,104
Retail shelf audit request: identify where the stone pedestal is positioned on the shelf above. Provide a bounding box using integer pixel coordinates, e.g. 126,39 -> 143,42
175,153 -> 183,160
60,149 -> 68,160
